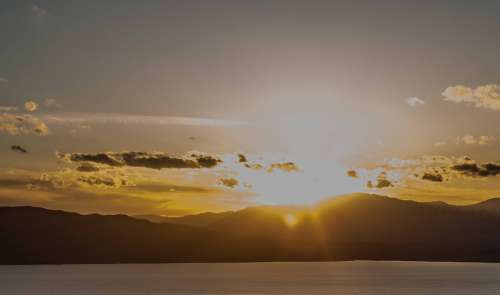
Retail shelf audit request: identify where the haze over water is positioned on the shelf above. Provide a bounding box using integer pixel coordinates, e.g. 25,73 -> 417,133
2,261 -> 500,295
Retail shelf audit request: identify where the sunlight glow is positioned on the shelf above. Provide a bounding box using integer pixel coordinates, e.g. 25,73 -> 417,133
219,154 -> 366,205
283,213 -> 299,228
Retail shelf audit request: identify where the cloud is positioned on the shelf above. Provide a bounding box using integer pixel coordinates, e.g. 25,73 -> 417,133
0,78 -> 8,83
0,106 -> 18,112
355,154 -> 500,190
434,141 -> 447,147
244,163 -> 263,170
237,153 -> 248,163
0,170 -> 131,192
406,97 -> 425,107
0,113 -> 49,136
11,145 -> 28,154
387,155 -> 500,181
43,98 -> 61,108
267,162 -> 300,173
235,153 -> 264,170
128,183 -> 212,194
451,161 -> 500,177
346,169 -> 358,178
69,124 -> 91,134
219,177 -> 239,188
76,175 -> 131,188
367,179 -> 393,189
375,179 -> 393,188
421,172 -> 443,182
41,168 -> 134,189
456,135 -> 491,145
357,158 -> 442,188
443,84 -> 500,111
76,163 -> 100,172
58,152 -> 122,167
42,112 -> 247,127
57,151 -> 222,170
478,136 -> 490,145
368,171 -> 394,188
192,153 -> 221,168
24,100 -> 38,112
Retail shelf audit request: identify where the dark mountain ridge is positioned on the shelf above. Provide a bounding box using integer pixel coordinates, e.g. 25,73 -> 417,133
3,194 -> 500,264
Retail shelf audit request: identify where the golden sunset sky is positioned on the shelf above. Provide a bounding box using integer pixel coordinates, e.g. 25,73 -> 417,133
2,0 -> 500,215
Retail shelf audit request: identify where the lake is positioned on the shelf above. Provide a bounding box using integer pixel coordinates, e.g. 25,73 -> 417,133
1,261 -> 500,294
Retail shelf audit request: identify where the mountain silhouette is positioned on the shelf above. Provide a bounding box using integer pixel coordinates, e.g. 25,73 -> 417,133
463,198 -> 500,215
3,194 -> 500,264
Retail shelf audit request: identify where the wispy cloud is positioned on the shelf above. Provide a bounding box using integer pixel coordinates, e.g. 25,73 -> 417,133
43,98 -> 61,108
0,77 -> 8,83
0,106 -> 18,112
42,112 -> 247,127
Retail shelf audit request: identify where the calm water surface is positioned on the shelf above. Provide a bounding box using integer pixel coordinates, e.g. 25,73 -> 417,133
1,261 -> 500,294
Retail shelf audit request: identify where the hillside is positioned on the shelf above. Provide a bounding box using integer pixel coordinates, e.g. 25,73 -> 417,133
3,194 -> 500,264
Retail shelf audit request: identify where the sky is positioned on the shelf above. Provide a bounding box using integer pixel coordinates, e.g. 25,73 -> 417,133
2,0 -> 500,215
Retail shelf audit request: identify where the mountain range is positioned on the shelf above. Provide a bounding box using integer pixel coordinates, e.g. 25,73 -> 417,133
2,193 -> 500,264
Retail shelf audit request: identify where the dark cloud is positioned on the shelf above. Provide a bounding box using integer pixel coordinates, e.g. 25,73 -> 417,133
11,145 -> 28,153
422,172 -> 444,182
121,152 -> 199,169
220,178 -> 239,188
57,151 -> 222,170
76,163 -> 100,172
374,179 -> 393,188
346,169 -> 358,178
237,154 -> 247,163
191,153 -> 221,168
367,171 -> 394,188
452,162 -> 500,177
59,152 -> 122,166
